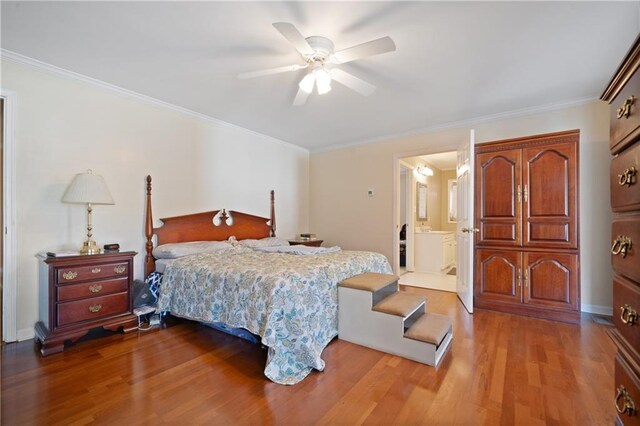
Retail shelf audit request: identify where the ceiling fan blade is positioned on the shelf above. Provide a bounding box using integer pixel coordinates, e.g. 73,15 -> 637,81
238,64 -> 307,79
330,68 -> 376,96
293,87 -> 311,106
273,22 -> 315,56
332,36 -> 396,64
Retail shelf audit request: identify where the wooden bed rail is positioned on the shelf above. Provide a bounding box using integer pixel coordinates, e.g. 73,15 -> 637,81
144,175 -> 277,277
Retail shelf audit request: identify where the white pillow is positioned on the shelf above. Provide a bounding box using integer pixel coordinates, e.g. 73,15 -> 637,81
153,240 -> 234,259
238,237 -> 290,248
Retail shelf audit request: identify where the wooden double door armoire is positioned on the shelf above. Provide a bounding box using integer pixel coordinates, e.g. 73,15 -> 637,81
474,130 -> 580,324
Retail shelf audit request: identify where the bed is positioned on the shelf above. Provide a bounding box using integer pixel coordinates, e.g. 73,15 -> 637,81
143,176 -> 392,384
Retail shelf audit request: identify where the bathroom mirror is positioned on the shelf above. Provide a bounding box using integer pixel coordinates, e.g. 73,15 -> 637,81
448,179 -> 457,223
417,182 -> 428,220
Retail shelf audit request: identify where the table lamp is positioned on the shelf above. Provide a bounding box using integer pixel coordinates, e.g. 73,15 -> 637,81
62,169 -> 114,254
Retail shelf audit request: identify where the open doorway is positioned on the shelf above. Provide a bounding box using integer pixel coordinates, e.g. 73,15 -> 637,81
395,151 -> 457,292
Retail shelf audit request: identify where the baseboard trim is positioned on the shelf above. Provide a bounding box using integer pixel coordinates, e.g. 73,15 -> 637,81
17,328 -> 34,342
581,304 -> 613,316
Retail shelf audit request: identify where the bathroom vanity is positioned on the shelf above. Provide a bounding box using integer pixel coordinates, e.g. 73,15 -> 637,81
414,230 -> 455,273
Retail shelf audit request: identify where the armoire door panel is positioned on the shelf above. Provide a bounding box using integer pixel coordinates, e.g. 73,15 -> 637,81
523,141 -> 578,249
476,149 -> 521,247
475,249 -> 521,303
523,252 -> 578,310
527,221 -> 570,243
479,222 -> 517,244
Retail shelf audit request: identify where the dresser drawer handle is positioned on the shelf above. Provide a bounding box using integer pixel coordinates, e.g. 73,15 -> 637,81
88,304 -> 102,313
91,267 -> 102,274
612,236 -> 633,258
616,385 -> 636,416
62,271 -> 78,280
114,266 -> 126,274
620,304 -> 638,325
618,167 -> 637,187
88,284 -> 102,293
617,96 -> 635,119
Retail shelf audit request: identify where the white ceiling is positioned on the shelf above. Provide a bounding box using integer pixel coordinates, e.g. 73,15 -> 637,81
1,2 -> 638,151
420,152 -> 457,171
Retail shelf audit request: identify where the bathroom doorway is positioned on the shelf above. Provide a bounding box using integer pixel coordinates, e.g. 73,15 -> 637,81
394,151 -> 457,292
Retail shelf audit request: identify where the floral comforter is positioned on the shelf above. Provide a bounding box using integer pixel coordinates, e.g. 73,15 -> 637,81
158,245 -> 392,385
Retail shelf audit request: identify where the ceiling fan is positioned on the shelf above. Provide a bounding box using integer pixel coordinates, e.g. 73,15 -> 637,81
238,22 -> 396,106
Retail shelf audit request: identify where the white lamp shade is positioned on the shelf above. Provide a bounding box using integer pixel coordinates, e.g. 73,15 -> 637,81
62,170 -> 114,205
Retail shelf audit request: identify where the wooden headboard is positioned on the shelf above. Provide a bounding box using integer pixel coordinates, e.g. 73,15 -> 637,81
144,175 -> 276,277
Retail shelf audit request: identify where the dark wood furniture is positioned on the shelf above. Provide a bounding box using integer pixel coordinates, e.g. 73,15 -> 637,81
474,130 -> 580,323
34,251 -> 137,355
602,35 -> 640,425
288,239 -> 323,247
144,175 -> 277,277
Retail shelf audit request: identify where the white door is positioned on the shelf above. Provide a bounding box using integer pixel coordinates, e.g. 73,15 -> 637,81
456,129 -> 476,313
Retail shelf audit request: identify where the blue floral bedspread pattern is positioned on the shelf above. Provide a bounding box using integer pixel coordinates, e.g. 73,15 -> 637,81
158,246 -> 392,385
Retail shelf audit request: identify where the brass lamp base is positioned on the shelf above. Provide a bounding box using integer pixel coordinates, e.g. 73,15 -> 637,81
79,240 -> 101,255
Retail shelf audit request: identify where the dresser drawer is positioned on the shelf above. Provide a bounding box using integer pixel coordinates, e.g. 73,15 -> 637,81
57,277 -> 129,302
57,292 -> 129,327
57,262 -> 129,284
612,140 -> 640,212
611,68 -> 640,154
615,352 -> 640,426
614,275 -> 640,351
612,215 -> 640,283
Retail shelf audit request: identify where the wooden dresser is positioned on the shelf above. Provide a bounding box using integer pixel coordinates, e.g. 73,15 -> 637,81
602,35 -> 640,425
34,251 -> 138,355
473,130 -> 580,323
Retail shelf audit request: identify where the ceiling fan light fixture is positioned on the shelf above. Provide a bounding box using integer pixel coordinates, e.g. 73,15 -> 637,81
315,68 -> 332,95
298,73 -> 315,94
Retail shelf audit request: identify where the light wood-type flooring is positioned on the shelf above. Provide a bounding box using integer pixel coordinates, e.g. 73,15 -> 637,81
2,287 -> 616,425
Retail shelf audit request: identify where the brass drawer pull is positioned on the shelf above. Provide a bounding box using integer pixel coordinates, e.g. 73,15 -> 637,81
617,96 -> 635,120
621,304 -> 638,325
91,267 -> 102,274
615,385 -> 636,416
618,167 -> 637,187
114,265 -> 126,274
88,304 -> 102,313
62,271 -> 78,280
88,284 -> 102,293
612,236 -> 633,258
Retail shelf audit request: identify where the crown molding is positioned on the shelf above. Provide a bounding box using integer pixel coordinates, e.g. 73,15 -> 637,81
0,49 -> 309,154
311,96 -> 599,154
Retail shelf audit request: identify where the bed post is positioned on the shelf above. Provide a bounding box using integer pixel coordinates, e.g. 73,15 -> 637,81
270,190 -> 276,237
145,175 -> 155,277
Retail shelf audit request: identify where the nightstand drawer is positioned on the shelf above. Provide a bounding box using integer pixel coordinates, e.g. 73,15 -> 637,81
57,292 -> 129,327
611,140 -> 640,212
57,262 -> 129,283
612,215 -> 640,283
614,274 -> 640,350
610,65 -> 640,154
615,352 -> 640,426
57,277 -> 129,302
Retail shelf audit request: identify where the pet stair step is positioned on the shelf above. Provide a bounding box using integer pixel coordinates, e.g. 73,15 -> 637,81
373,292 -> 426,318
339,272 -> 399,292
404,313 -> 452,346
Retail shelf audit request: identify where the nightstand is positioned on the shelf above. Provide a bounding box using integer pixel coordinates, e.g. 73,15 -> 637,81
34,251 -> 138,355
288,239 -> 324,247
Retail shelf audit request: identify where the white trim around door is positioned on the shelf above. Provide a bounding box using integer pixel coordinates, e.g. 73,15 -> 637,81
1,89 -> 17,342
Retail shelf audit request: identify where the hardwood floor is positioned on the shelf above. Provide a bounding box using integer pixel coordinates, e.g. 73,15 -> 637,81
2,287 -> 615,425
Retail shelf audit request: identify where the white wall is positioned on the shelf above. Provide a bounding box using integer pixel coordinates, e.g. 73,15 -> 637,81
310,101 -> 613,313
2,59 -> 309,339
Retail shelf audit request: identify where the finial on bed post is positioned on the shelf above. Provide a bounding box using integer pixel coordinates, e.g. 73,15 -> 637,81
145,175 -> 155,277
270,190 -> 276,237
